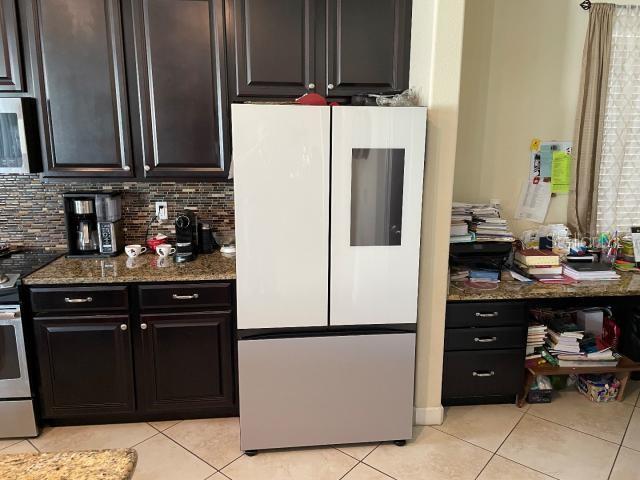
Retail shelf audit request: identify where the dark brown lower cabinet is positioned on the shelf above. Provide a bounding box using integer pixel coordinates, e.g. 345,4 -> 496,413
33,315 -> 136,418
135,310 -> 235,415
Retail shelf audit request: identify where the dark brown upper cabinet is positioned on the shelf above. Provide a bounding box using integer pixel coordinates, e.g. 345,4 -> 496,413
226,0 -> 317,98
125,0 -> 230,179
0,0 -> 23,91
325,0 -> 411,98
30,0 -> 134,178
226,0 -> 411,100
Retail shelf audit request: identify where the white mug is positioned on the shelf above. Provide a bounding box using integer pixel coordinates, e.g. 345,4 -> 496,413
125,245 -> 147,258
156,244 -> 176,258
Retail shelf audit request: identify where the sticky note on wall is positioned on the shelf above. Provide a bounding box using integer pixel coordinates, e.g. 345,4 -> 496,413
551,151 -> 571,194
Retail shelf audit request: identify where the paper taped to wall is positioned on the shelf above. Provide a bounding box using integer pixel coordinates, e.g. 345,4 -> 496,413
529,140 -> 572,181
551,151 -> 571,194
515,179 -> 552,223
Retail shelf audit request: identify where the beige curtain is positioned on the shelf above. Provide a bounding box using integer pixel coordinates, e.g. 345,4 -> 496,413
569,3 -> 614,237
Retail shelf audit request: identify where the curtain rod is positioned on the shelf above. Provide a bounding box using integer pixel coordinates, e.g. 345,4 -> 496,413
580,0 -> 592,10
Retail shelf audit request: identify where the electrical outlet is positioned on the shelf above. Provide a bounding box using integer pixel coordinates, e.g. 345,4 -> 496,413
155,201 -> 168,222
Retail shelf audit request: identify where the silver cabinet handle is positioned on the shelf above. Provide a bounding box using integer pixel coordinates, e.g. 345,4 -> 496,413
122,165 -> 131,171
308,83 -> 315,89
327,83 -> 334,90
475,312 -> 499,318
172,293 -> 199,300
120,324 -> 128,331
144,164 -> 151,172
472,371 -> 495,377
65,297 -> 93,303
474,337 -> 498,343
140,323 -> 148,330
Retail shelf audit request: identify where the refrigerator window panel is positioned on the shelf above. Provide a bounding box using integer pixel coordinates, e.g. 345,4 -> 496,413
0,113 -> 23,169
350,148 -> 405,246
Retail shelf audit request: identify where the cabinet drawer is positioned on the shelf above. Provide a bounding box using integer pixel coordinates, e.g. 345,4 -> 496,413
444,326 -> 526,351
442,349 -> 525,399
138,283 -> 232,310
30,286 -> 128,314
446,302 -> 526,328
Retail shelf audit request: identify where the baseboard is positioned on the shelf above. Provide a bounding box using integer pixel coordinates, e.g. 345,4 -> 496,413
414,405 -> 444,425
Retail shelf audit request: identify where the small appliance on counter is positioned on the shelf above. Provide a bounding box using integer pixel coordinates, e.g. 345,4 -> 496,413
175,210 -> 198,263
198,222 -> 216,254
213,230 -> 236,255
63,192 -> 124,258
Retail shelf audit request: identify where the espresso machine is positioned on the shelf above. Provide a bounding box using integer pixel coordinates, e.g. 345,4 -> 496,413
63,192 -> 124,258
175,210 -> 198,263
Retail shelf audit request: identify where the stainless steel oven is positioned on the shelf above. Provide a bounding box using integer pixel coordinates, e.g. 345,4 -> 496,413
0,98 -> 41,174
0,304 -> 38,437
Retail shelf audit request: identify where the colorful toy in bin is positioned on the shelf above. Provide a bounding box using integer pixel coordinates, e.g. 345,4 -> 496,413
576,374 -> 621,402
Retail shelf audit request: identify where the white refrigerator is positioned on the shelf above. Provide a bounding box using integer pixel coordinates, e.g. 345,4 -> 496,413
233,104 -> 427,453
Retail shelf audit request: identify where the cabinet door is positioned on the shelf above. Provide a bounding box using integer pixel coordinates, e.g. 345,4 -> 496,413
226,0 -> 317,98
33,315 -> 135,418
0,0 -> 23,91
135,311 -> 235,414
34,0 -> 134,177
126,0 -> 230,179
325,0 -> 411,97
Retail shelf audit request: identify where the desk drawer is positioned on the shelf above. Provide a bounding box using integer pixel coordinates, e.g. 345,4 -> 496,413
138,283 -> 232,310
442,349 -> 525,399
30,286 -> 128,314
444,326 -> 526,351
446,302 -> 526,328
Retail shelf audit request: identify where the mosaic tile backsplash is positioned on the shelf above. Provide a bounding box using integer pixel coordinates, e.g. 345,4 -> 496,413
0,175 -> 234,250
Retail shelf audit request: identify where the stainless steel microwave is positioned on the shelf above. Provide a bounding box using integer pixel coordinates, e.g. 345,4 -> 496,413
0,98 -> 41,174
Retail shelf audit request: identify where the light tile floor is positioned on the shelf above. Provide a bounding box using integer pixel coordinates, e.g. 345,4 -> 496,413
1,382 -> 639,480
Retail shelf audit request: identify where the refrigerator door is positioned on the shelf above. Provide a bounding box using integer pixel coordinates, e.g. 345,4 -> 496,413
330,107 -> 427,326
238,333 -> 416,450
232,105 -> 331,330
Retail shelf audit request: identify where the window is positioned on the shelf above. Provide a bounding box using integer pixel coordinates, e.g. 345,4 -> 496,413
597,7 -> 640,233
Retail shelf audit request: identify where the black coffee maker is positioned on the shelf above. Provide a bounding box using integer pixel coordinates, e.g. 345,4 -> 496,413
175,210 -> 198,263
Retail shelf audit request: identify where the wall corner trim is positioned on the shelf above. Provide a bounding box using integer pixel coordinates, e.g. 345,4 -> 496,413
414,405 -> 444,426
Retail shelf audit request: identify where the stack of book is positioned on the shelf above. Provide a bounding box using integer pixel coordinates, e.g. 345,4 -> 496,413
546,329 -> 583,354
449,266 -> 469,282
450,203 -> 474,243
526,323 -> 548,355
513,249 -> 571,283
469,206 -> 515,242
564,263 -> 621,281
557,348 -> 619,368
467,269 -> 500,283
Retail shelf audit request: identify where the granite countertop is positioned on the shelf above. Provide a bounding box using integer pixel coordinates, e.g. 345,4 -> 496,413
23,250 -> 236,285
0,448 -> 136,480
448,271 -> 640,302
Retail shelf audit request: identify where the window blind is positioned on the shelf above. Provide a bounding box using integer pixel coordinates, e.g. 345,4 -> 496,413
596,6 -> 640,233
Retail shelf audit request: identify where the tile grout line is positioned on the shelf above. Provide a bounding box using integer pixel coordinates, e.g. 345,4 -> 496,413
217,452 -> 245,472
493,454 -> 561,480
26,438 -> 41,453
524,410 -> 627,446
130,430 -> 162,449
607,406 -> 637,480
0,439 -> 23,452
158,431 -> 221,473
423,426 -> 497,456
358,442 -> 399,480
473,412 -> 527,480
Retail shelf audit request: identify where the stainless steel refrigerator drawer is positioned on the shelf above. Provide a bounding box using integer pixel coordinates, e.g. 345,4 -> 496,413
238,333 -> 416,451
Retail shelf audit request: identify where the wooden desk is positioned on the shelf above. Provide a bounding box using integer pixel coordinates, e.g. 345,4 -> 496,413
444,273 -> 640,406
518,356 -> 640,407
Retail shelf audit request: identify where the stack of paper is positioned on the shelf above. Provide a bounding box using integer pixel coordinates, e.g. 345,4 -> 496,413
469,206 -> 515,242
557,349 -> 619,368
564,263 -> 621,281
450,203 -> 474,243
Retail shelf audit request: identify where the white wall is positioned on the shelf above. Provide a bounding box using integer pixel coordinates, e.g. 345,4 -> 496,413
453,0 -> 640,235
411,0 -> 466,424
